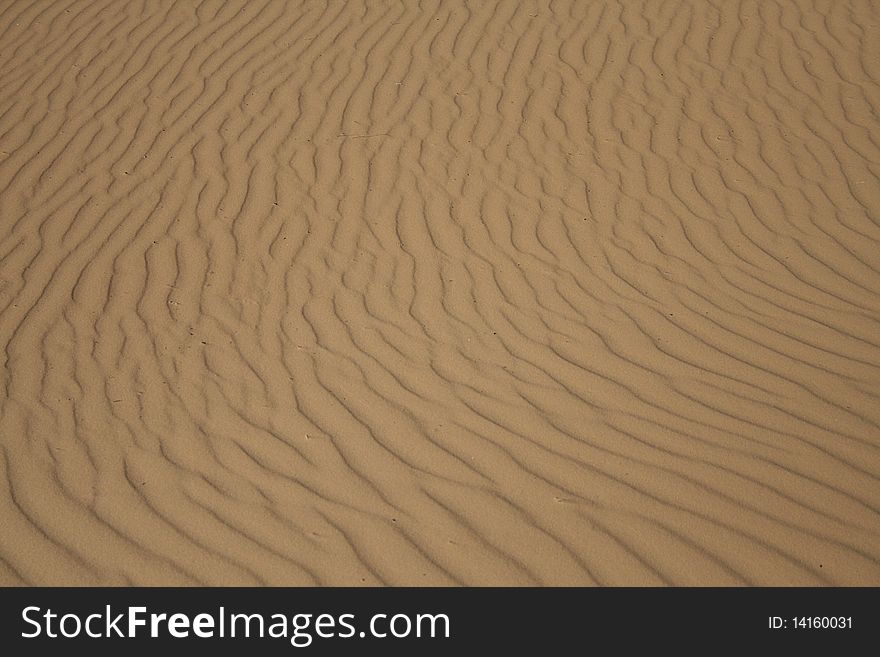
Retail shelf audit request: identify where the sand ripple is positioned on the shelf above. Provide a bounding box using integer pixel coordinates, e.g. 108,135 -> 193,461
1,0 -> 879,585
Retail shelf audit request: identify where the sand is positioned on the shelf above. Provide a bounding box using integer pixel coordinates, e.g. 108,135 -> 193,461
0,0 -> 878,586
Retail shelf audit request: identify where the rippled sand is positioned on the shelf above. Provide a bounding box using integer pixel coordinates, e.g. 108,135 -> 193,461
1,0 -> 879,585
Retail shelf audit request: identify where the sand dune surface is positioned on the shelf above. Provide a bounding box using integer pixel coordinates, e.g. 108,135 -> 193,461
1,0 -> 879,585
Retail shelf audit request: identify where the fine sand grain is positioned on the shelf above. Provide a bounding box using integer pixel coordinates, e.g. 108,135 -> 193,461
1,0 -> 879,586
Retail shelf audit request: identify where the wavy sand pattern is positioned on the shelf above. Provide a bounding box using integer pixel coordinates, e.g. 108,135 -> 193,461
1,0 -> 879,586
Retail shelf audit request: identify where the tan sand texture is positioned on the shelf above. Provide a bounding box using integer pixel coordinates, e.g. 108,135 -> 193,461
1,0 -> 879,586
